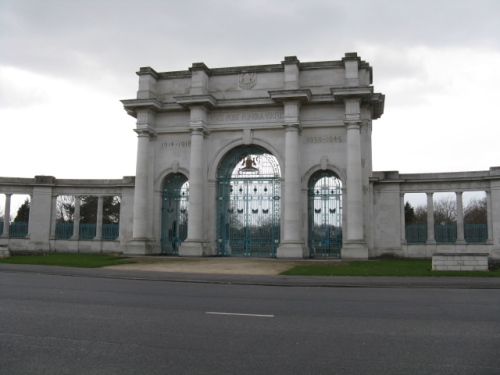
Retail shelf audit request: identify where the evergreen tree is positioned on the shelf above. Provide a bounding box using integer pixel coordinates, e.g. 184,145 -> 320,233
404,202 -> 416,224
14,198 -> 30,222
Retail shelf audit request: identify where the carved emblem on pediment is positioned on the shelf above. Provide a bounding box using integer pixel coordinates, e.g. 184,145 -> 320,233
239,73 -> 256,90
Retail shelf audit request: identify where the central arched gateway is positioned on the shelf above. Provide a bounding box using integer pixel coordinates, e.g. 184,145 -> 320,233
216,145 -> 281,257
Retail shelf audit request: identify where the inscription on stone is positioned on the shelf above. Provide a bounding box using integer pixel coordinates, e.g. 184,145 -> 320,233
161,141 -> 191,148
305,136 -> 343,144
210,111 -> 283,123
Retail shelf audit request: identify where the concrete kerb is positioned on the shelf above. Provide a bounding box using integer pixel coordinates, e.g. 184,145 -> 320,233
1,263 -> 500,289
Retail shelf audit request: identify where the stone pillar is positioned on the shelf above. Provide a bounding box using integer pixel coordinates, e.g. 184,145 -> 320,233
486,190 -> 493,244
277,121 -> 304,258
343,119 -> 367,258
400,193 -> 406,244
179,105 -> 211,257
174,65 -> 215,256
72,196 -> 80,240
132,130 -> 151,240
27,194 -> 33,237
184,129 -> 204,241
95,196 -> 103,240
50,195 -> 57,238
456,192 -> 465,244
268,78 -> 310,258
2,194 -> 12,237
426,192 -> 436,244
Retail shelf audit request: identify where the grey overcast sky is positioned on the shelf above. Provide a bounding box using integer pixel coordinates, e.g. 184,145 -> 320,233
1,0 -> 500,181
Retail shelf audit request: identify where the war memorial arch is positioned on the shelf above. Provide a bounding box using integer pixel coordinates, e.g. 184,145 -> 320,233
1,53 -> 499,260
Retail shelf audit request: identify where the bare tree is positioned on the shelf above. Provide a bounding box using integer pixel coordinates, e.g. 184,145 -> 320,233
464,197 -> 487,224
434,195 -> 457,225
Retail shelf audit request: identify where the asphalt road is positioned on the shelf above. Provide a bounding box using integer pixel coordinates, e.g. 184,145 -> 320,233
1,271 -> 499,375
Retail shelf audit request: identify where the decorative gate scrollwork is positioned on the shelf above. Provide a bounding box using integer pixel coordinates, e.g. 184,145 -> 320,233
161,173 -> 189,255
308,171 -> 342,258
216,146 -> 281,257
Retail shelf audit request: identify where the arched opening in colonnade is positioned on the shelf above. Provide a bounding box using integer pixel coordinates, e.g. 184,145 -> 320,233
216,145 -> 281,257
307,171 -> 343,258
161,173 -> 189,255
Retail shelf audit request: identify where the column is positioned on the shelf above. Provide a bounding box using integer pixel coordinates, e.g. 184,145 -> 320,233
72,196 -> 80,239
186,129 -> 204,241
132,130 -> 150,239
275,98 -> 307,258
95,196 -> 103,240
279,124 -> 302,247
426,192 -> 436,244
180,127 -> 208,256
50,195 -> 57,238
400,193 -> 406,244
486,190 -> 493,244
455,192 -> 465,244
346,121 -> 364,242
2,194 -> 11,237
26,194 -> 33,237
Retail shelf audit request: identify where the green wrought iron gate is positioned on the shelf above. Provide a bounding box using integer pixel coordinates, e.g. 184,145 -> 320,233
308,171 -> 342,258
161,173 -> 189,255
216,146 -> 281,257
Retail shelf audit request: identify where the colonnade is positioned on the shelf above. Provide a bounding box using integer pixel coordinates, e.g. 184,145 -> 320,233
400,191 -> 493,244
1,193 -> 117,240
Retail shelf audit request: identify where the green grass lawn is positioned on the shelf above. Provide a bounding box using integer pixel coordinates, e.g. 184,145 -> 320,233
0,253 -> 136,268
281,259 -> 500,277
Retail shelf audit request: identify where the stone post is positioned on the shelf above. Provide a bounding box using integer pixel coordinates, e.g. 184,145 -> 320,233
26,194 -> 33,237
455,192 -> 465,244
2,194 -> 11,237
95,196 -> 103,240
486,190 -> 493,244
72,196 -> 80,240
426,192 -> 436,244
50,195 -> 57,238
400,193 -> 406,244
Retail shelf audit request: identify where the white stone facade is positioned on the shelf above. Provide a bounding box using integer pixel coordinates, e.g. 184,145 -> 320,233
1,53 -> 499,260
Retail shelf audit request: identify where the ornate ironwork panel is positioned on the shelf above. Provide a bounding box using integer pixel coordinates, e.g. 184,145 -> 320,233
308,171 -> 342,258
161,173 -> 189,255
216,146 -> 281,257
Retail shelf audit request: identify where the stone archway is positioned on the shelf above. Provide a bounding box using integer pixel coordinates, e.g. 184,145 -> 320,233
216,145 -> 281,257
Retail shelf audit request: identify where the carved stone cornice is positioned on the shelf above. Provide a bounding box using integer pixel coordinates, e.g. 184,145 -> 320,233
136,66 -> 159,79
268,89 -> 311,104
120,99 -> 162,118
174,94 -> 217,109
134,127 -> 157,138
331,87 -> 385,119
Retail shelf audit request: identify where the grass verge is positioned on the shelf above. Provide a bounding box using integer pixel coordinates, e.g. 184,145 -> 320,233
280,259 -> 500,277
0,253 -> 136,268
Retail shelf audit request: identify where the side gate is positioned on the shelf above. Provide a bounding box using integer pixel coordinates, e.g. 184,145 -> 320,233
161,173 -> 189,255
308,170 -> 343,258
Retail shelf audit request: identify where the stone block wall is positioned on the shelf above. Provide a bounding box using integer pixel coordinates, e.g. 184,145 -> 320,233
432,253 -> 489,271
